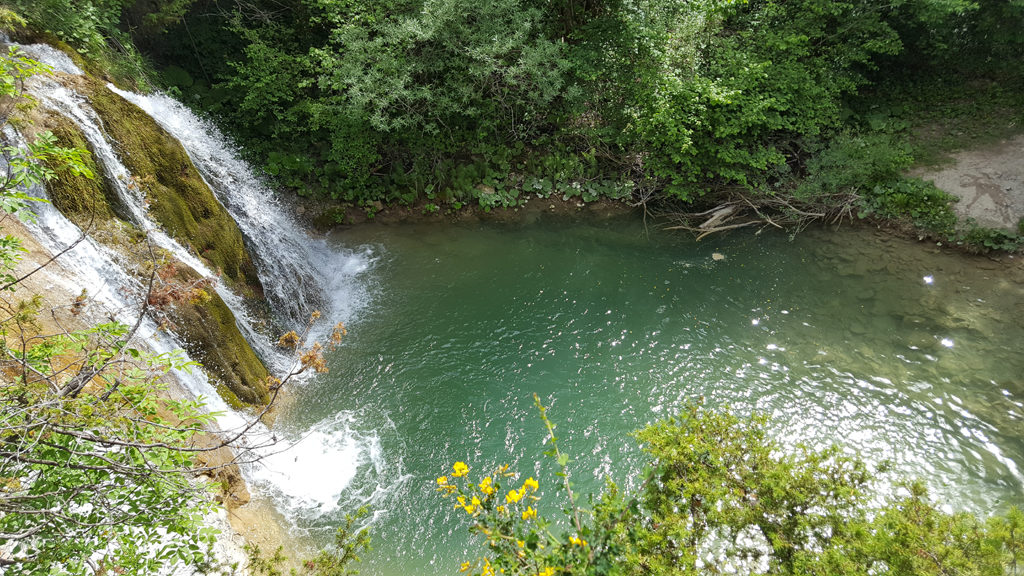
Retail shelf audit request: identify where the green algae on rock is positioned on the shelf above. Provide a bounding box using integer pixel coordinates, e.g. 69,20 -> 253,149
83,78 -> 264,300
38,111 -> 124,220
167,282 -> 270,406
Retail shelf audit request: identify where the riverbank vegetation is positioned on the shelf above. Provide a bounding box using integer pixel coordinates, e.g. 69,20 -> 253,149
10,0 -> 1024,246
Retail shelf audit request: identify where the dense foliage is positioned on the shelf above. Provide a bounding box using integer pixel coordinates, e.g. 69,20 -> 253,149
6,0 -> 1023,234
440,397 -> 1024,576
20,0 -> 1016,215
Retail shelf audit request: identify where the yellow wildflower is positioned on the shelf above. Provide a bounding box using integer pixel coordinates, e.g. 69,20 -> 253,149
536,568 -> 555,576
569,535 -> 588,547
505,488 -> 524,504
478,476 -> 494,496
516,539 -> 525,549
434,475 -> 454,494
481,558 -> 495,576
522,506 -> 537,520
496,505 -> 506,514
460,561 -> 471,572
522,477 -> 539,492
452,461 -> 469,478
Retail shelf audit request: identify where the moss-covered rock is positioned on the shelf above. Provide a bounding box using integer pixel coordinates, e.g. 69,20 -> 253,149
169,287 -> 270,406
38,111 -> 123,220
42,194 -> 271,407
83,78 -> 265,300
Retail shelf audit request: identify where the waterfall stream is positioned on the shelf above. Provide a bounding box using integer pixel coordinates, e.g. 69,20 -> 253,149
8,41 -> 390,547
107,85 -> 375,333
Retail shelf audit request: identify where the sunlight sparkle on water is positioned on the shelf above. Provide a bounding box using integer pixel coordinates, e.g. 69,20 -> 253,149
941,338 -> 954,348
924,275 -> 934,284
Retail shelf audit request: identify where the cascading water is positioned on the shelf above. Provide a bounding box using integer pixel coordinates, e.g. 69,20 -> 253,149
107,85 -> 375,332
98,84 -> 400,521
28,76 -> 285,369
9,40 -> 397,547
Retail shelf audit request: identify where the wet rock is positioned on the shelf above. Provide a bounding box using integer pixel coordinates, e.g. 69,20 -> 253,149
849,322 -> 868,335
903,330 -> 936,350
856,289 -> 875,301
85,78 -> 265,301
167,269 -> 271,406
33,111 -> 125,221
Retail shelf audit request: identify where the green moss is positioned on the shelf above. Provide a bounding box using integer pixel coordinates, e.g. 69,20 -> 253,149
83,78 -> 264,300
75,218 -> 270,406
39,112 -> 122,220
215,382 -> 247,411
169,281 -> 270,406
87,225 -> 270,407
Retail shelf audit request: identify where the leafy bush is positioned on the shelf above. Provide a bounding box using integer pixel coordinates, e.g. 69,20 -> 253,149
957,223 -> 1023,253
797,132 -> 914,199
439,397 -> 1024,576
858,179 -> 958,233
143,0 -> 959,207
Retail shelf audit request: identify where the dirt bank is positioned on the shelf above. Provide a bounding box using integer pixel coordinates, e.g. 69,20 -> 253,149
914,134 -> 1024,232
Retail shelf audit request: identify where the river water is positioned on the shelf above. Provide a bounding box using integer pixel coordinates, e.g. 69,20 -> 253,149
261,216 -> 1023,575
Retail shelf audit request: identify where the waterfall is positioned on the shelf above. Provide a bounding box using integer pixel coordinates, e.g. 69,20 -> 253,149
28,76 -> 287,369
7,40 -> 395,551
107,86 -> 375,332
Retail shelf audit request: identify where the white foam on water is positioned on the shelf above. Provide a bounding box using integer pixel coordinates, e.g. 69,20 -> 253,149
249,412 -> 373,515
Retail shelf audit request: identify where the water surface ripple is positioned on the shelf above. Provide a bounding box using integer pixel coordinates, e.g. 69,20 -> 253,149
278,219 -> 1023,576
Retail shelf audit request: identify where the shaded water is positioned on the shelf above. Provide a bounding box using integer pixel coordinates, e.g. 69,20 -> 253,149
260,218 -> 1023,575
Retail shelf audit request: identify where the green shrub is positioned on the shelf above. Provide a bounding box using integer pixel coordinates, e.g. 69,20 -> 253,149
858,179 -> 958,233
797,132 -> 913,199
957,223 -> 1023,253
